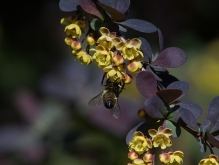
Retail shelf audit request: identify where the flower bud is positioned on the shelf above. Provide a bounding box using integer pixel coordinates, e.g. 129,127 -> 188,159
113,54 -> 124,66
123,73 -> 132,84
127,61 -> 142,73
132,158 -> 145,165
143,153 -> 153,163
128,151 -> 138,160
87,35 -> 96,46
159,153 -> 170,164
71,41 -> 82,50
137,108 -> 146,119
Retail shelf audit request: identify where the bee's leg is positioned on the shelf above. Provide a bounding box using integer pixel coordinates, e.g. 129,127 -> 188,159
101,73 -> 106,85
118,81 -> 125,94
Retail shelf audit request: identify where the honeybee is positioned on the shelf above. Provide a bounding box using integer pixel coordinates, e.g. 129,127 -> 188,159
88,78 -> 125,119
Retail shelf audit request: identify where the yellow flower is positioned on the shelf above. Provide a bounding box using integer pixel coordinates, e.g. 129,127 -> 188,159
62,17 -> 86,39
168,151 -> 184,165
91,45 -> 113,68
129,131 -> 152,155
75,50 -> 92,65
116,38 -> 143,61
103,64 -> 125,82
65,23 -> 82,39
127,61 -> 142,73
87,35 -> 96,46
148,126 -> 173,149
97,27 -> 114,49
198,154 -> 219,165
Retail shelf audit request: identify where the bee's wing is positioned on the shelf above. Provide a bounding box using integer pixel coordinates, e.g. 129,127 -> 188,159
110,99 -> 121,119
88,92 -> 103,107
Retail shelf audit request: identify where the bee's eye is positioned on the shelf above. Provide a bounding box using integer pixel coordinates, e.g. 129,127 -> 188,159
104,100 -> 114,109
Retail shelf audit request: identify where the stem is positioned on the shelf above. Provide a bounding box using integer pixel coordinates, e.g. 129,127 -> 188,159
206,141 -> 214,154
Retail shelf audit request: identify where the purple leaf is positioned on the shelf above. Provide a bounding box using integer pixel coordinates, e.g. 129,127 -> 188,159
207,96 -> 219,125
59,0 -> 78,12
156,89 -> 182,104
177,101 -> 202,119
136,71 -> 157,98
178,107 -> 199,131
117,19 -> 157,33
158,28 -> 163,52
97,2 -> 126,21
210,120 -> 219,134
167,81 -> 189,100
152,47 -> 187,68
144,95 -> 165,119
99,0 -> 130,14
78,0 -> 104,20
139,37 -> 153,60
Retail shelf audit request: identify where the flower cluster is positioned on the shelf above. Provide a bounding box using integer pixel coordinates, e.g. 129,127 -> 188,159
91,27 -> 144,83
127,127 -> 184,165
61,18 -> 144,83
61,17 -> 93,65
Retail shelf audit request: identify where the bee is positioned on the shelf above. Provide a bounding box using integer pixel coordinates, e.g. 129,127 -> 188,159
88,78 -> 125,119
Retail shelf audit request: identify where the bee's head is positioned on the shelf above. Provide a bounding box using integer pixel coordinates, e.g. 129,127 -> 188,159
104,99 -> 114,109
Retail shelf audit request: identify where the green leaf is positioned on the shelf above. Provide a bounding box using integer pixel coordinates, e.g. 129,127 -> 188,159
90,19 -> 105,31
199,140 -> 207,152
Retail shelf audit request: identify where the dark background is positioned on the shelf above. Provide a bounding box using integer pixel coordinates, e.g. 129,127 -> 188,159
0,0 -> 219,164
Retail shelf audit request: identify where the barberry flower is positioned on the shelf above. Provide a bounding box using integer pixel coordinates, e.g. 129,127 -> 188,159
148,126 -> 173,149
65,23 -> 83,39
97,27 -> 115,49
117,38 -> 143,61
159,153 -> 170,164
91,45 -> 113,68
143,153 -> 153,163
75,50 -> 92,65
129,131 -> 152,155
128,151 -> 139,160
198,154 -> 219,165
104,65 -> 124,82
127,61 -> 143,73
61,17 -> 86,39
168,151 -> 184,165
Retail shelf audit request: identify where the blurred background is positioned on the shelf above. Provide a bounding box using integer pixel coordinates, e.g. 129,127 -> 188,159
0,0 -> 219,164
